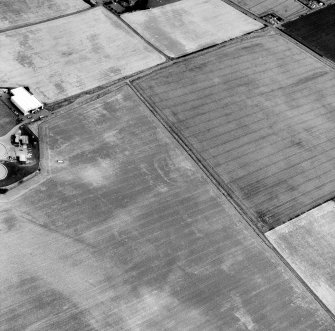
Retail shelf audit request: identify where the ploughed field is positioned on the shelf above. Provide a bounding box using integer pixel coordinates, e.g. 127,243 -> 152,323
0,0 -> 89,30
134,31 -> 335,231
0,7 -> 164,103
283,4 -> 335,63
0,85 -> 333,330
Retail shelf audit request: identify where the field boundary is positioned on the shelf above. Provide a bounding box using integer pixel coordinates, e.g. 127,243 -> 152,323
128,80 -> 335,323
0,7 -> 92,34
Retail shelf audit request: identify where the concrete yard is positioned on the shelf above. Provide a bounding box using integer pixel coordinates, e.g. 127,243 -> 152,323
134,31 -> 335,231
0,0 -> 89,30
0,7 -> 165,104
0,85 -> 333,330
229,0 -> 309,20
267,201 -> 335,315
122,0 -> 263,58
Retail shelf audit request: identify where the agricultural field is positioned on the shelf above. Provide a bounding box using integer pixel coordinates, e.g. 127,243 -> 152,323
122,0 -> 263,58
147,0 -> 181,8
134,30 -> 335,231
0,0 -> 89,30
0,98 -> 16,136
283,4 -> 335,62
228,0 -> 309,20
0,85 -> 333,330
267,201 -> 335,315
0,7 -> 165,104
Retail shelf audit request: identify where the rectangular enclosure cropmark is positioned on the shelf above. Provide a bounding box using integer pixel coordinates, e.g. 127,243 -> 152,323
134,32 -> 335,231
122,0 -> 263,58
0,0 -> 89,30
1,85 -> 333,329
0,7 -> 165,103
267,201 -> 335,315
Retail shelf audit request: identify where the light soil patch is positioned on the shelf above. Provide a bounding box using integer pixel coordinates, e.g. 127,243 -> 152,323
0,85 -> 333,329
267,201 -> 335,315
122,0 -> 263,58
0,0 -> 89,30
0,7 -> 165,103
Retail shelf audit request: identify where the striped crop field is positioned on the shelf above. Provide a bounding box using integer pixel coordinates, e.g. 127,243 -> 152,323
134,31 -> 335,231
0,0 -> 89,30
122,0 -> 263,58
0,7 -> 165,103
229,0 -> 309,20
0,85 -> 333,329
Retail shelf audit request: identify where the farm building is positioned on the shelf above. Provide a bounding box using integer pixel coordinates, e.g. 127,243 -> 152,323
10,87 -> 43,116
0,7 -> 164,103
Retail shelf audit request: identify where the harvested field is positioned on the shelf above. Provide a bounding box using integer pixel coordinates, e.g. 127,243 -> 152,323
284,4 -> 335,62
134,31 -> 335,231
122,0 -> 263,58
229,0 -> 309,20
267,201 -> 335,315
0,7 -> 165,103
0,0 -> 89,30
0,85 -> 333,329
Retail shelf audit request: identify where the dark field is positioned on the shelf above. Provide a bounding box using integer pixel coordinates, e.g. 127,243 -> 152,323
284,4 -> 335,62
0,85 -> 333,330
147,0 -> 181,8
134,31 -> 335,231
0,98 -> 16,136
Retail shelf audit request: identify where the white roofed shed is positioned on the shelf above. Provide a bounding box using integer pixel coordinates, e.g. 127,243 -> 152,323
10,87 -> 43,115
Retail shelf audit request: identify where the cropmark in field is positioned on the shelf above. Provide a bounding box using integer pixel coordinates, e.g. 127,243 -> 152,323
0,7 -> 165,104
0,0 -> 89,30
267,201 -> 335,315
0,85 -> 333,330
122,0 -> 263,58
134,31 -> 335,231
